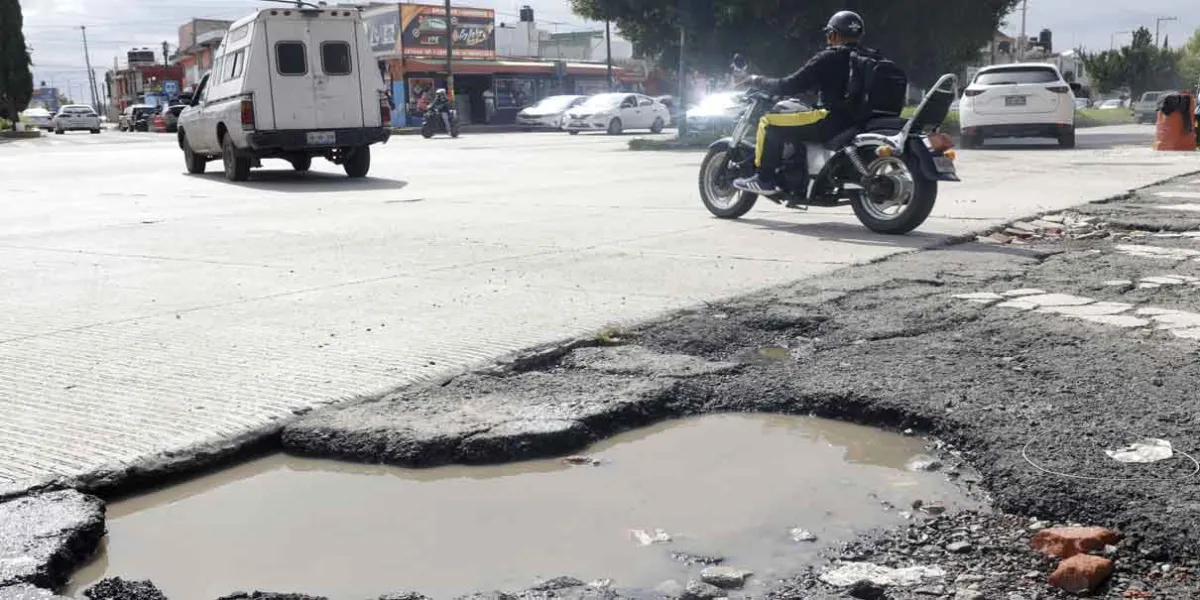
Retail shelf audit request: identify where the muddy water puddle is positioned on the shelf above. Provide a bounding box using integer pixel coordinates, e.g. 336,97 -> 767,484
67,414 -> 978,599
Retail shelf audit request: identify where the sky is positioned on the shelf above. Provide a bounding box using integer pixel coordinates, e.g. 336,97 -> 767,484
18,0 -> 1200,100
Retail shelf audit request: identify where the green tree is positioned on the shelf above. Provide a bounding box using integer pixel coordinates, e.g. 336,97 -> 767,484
0,0 -> 34,129
1180,28 -> 1200,91
1082,27 -> 1182,96
570,0 -> 1020,86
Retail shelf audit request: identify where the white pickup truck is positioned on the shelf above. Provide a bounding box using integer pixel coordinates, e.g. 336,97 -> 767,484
177,5 -> 392,181
1132,90 -> 1168,124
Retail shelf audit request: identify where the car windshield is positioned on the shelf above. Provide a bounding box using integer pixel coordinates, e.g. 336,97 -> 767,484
579,94 -> 626,110
1141,92 -> 1161,102
62,107 -> 95,116
974,67 -> 1060,85
693,92 -> 742,110
530,96 -> 580,112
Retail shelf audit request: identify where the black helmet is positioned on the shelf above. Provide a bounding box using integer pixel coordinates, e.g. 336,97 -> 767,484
824,11 -> 865,39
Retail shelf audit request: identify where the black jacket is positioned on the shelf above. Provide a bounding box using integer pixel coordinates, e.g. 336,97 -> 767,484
760,43 -> 882,123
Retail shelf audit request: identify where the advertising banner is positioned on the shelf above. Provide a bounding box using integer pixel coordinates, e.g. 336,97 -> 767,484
399,4 -> 495,59
365,7 -> 402,55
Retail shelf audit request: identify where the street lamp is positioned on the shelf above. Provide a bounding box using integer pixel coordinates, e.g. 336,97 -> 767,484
1155,16 -> 1178,48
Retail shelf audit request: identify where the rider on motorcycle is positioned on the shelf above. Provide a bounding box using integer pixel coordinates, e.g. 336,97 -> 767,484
733,10 -> 884,196
429,88 -> 453,132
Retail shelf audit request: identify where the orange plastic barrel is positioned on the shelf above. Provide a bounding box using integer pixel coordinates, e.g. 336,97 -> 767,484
1153,92 -> 1197,151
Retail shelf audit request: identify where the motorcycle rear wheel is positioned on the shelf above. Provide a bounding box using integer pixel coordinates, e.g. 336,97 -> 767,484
850,153 -> 937,235
699,146 -> 757,219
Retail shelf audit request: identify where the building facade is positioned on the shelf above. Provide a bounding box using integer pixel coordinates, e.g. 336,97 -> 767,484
175,19 -> 235,90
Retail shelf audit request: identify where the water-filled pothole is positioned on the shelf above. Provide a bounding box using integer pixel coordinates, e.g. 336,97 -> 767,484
66,414 -> 978,599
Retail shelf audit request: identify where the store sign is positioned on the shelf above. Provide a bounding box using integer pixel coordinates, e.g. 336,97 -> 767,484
365,7 -> 402,55
399,4 -> 495,59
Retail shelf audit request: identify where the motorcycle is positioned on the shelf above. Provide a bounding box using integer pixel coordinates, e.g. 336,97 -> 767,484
698,54 -> 960,235
421,107 -> 461,138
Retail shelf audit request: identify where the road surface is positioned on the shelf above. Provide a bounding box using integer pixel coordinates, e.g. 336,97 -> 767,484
0,125 -> 1196,490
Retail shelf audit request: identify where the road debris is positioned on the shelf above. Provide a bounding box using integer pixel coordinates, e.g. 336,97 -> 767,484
1105,439 -> 1174,463
630,528 -> 671,546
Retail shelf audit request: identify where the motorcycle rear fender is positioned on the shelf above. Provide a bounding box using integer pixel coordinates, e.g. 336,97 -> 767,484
708,137 -> 755,152
903,137 -> 941,181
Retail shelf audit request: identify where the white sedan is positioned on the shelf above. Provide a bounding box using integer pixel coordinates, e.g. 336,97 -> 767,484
20,107 -> 55,130
564,93 -> 671,135
516,95 -> 586,130
53,105 -> 102,134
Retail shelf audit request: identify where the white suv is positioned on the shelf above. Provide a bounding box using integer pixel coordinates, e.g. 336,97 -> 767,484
959,63 -> 1076,149
53,105 -> 102,134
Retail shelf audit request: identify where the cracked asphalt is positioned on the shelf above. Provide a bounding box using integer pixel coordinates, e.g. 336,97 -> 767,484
8,171 -> 1200,599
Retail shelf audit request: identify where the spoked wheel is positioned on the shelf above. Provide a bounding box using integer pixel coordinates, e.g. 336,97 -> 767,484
699,146 -> 758,219
851,153 -> 937,235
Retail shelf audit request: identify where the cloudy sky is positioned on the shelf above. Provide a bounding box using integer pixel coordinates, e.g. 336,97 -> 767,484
19,0 -> 1199,99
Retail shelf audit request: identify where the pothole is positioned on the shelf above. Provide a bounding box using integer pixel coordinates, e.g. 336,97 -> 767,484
64,414 -> 979,599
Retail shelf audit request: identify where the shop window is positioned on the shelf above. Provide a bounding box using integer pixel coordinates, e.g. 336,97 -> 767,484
321,42 -> 353,76
276,41 -> 308,76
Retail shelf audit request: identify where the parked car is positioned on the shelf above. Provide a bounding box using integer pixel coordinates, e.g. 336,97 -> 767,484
119,104 -> 155,131
177,6 -> 391,181
1073,97 -> 1090,111
20,107 -> 54,131
1133,90 -> 1168,124
563,93 -> 670,135
654,95 -> 681,125
52,105 -> 101,134
683,91 -> 746,136
958,62 -> 1076,149
1097,98 -> 1124,110
158,104 -> 187,133
516,95 -> 586,130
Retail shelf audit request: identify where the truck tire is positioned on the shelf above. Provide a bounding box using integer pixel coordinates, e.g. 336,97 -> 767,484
222,135 -> 251,182
344,146 -> 370,178
182,133 -> 207,175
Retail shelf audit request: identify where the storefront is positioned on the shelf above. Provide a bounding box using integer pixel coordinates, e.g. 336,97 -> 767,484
399,59 -> 639,125
365,2 -> 643,127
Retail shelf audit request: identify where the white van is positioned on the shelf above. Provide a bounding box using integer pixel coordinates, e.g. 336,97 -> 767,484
177,5 -> 392,181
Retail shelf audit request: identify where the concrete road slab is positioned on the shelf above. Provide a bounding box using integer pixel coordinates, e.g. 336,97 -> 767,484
0,126 -> 1196,489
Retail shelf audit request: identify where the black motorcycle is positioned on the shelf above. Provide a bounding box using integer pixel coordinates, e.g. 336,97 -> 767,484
698,54 -> 960,235
421,107 -> 461,138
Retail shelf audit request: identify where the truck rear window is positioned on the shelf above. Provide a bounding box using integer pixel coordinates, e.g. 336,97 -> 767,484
276,41 -> 307,75
321,42 -> 352,76
974,67 -> 1060,85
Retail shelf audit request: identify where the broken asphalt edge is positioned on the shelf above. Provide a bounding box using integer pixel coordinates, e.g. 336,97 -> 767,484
3,171 -> 1197,598
4,171 -> 1193,499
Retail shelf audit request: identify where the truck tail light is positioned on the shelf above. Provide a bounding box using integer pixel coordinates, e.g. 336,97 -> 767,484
240,97 -> 255,130
379,94 -> 391,126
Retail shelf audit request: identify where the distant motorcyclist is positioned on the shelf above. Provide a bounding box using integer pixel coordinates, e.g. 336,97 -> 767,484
429,88 -> 453,132
733,11 -> 886,196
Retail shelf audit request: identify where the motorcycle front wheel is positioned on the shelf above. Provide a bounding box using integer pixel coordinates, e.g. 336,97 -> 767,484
421,121 -> 434,139
699,146 -> 757,219
850,152 -> 937,235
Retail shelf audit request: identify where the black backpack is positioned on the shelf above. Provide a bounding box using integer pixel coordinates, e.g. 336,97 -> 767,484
847,50 -> 908,122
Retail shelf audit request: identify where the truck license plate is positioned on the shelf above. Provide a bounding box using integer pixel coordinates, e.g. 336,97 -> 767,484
306,131 -> 336,145
933,156 -> 956,174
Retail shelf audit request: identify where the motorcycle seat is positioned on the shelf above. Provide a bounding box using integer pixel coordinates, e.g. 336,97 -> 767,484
822,117 -> 911,150
865,117 -> 909,132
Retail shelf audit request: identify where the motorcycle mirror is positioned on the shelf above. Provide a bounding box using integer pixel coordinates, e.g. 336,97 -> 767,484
731,54 -> 748,72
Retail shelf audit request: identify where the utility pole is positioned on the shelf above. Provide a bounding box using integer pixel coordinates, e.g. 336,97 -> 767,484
444,0 -> 454,100
605,18 -> 613,92
1155,16 -> 1177,48
80,26 -> 101,113
162,41 -> 170,66
677,0 -> 687,137
1017,0 -> 1028,61
1111,30 -> 1130,51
